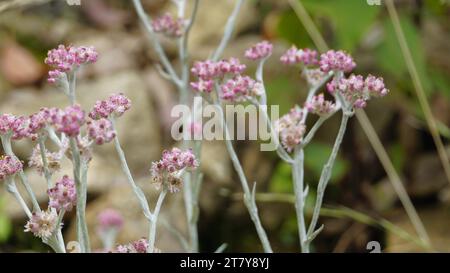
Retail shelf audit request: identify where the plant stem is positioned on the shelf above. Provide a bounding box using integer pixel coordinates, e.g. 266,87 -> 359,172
5,178 -> 32,218
148,189 -> 167,253
212,0 -> 244,61
214,100 -> 273,253
111,119 -> 152,219
69,137 -> 90,252
38,136 -> 52,189
292,148 -> 308,252
305,112 -> 349,251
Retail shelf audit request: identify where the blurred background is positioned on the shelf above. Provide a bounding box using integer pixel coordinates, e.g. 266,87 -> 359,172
0,0 -> 449,252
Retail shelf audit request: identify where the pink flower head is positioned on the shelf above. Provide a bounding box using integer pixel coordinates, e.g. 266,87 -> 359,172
151,13 -> 186,38
191,60 -> 220,80
0,114 -> 32,140
24,209 -> 59,239
274,107 -> 306,153
364,75 -> 389,97
150,148 -> 198,193
280,46 -> 318,66
89,93 -> 131,120
0,155 -> 23,180
45,45 -> 98,83
319,50 -> 356,73
220,75 -> 263,102
305,94 -> 336,116
51,105 -> 85,137
217,58 -> 246,75
115,238 -> 160,253
48,175 -> 77,212
87,118 -> 116,145
245,41 -> 273,60
190,79 -> 214,93
97,209 -> 124,231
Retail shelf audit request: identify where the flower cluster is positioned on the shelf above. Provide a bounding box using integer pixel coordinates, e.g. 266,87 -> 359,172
151,13 -> 186,38
87,118 -> 116,145
28,144 -> 64,176
327,74 -> 389,109
221,76 -> 263,102
115,238 -> 161,253
275,107 -> 306,152
319,50 -> 356,73
0,155 -> 23,180
0,114 -> 32,140
245,41 -> 273,60
150,148 -> 198,193
45,45 -> 98,83
50,105 -> 86,137
48,175 -> 77,212
97,209 -> 124,232
89,94 -> 131,120
305,94 -> 336,117
24,210 -> 59,239
280,46 -> 318,66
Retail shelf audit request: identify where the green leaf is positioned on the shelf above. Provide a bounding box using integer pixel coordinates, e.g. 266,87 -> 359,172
277,10 -> 315,48
301,0 -> 381,51
304,142 -> 349,183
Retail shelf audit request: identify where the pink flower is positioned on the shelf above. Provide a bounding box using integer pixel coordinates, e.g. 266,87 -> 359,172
275,107 -> 306,152
45,45 -> 98,83
245,41 -> 273,60
190,79 -> 214,93
0,155 -> 23,180
150,148 -> 198,193
305,94 -> 336,116
217,58 -> 246,75
89,93 -> 131,120
97,209 -> 124,231
48,175 -> 77,212
0,114 -> 32,140
51,105 -> 85,137
220,75 -> 263,102
115,238 -> 160,253
319,50 -> 356,73
191,58 -> 246,81
87,118 -> 116,145
365,75 -> 389,97
24,209 -> 59,239
151,13 -> 186,38
280,46 -> 318,66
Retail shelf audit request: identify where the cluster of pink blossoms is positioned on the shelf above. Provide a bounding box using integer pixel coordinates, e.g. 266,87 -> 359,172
280,46 -> 319,66
275,107 -> 306,153
50,105 -> 86,137
221,75 -> 263,102
97,209 -> 124,232
245,41 -> 273,60
48,175 -> 77,212
87,119 -> 116,145
115,238 -> 160,253
89,93 -> 131,120
319,50 -> 356,73
305,94 -> 336,117
0,155 -> 23,180
151,13 -> 186,38
0,114 -> 32,140
150,148 -> 198,193
190,58 -> 246,94
24,210 -> 59,239
327,74 -> 389,108
45,45 -> 98,83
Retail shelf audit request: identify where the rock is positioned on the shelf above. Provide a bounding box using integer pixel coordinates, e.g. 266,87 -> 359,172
386,206 -> 450,252
0,41 -> 44,86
